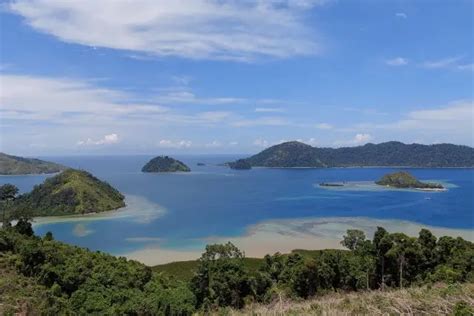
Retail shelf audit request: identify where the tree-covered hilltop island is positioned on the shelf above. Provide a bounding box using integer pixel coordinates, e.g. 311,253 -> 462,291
376,171 -> 444,190
11,169 -> 125,217
142,156 -> 191,173
228,159 -> 252,170
0,152 -> 66,175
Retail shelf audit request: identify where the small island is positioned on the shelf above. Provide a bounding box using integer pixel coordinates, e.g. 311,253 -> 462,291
13,169 -> 125,217
375,171 -> 445,191
228,159 -> 252,170
319,182 -> 344,187
0,152 -> 66,175
197,162 -> 206,166
142,156 -> 191,173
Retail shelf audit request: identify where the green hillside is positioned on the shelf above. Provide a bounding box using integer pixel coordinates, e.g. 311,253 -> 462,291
240,141 -> 474,168
13,169 -> 125,216
0,152 -> 66,175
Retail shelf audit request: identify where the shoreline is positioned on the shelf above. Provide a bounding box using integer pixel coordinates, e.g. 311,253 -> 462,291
121,216 -> 474,265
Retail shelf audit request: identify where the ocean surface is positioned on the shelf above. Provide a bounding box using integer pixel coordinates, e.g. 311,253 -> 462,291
1,155 -> 473,259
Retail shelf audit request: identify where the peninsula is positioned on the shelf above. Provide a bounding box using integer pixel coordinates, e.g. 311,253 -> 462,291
142,156 -> 191,173
0,152 -> 66,175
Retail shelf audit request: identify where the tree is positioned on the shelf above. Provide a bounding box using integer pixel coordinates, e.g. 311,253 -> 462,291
191,242 -> 251,309
0,184 -> 19,227
341,229 -> 366,251
373,227 -> 391,290
386,233 -> 421,288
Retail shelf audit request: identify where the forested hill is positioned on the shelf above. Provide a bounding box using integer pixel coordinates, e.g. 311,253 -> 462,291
0,152 -> 66,175
13,169 -> 125,216
242,141 -> 474,168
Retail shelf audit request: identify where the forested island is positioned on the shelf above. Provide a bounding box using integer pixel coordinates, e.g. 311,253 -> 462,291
0,220 -> 472,315
5,169 -> 125,217
233,141 -> 474,168
376,171 -> 444,190
142,156 -> 191,172
0,152 -> 66,175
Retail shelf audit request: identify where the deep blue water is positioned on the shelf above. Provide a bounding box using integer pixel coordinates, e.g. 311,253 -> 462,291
1,155 -> 473,254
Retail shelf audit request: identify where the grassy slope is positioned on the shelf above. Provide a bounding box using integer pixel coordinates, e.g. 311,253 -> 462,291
153,258 -> 264,282
231,283 -> 474,315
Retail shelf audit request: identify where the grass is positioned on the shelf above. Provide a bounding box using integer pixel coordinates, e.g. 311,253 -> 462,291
153,257 -> 264,282
224,283 -> 474,315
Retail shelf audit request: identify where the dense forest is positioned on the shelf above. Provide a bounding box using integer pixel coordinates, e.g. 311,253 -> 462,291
0,197 -> 472,315
0,152 -> 66,175
240,141 -> 474,168
142,156 -> 191,173
6,169 -> 125,218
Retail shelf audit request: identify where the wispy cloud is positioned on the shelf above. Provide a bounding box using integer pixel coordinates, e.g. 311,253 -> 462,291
334,133 -> 372,146
386,57 -> 408,66
157,139 -> 192,148
395,12 -> 407,19
8,0 -> 326,61
255,107 -> 285,113
420,56 -> 473,71
315,123 -> 333,129
232,117 -> 290,127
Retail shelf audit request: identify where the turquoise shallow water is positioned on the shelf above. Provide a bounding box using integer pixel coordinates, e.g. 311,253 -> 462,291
1,155 -> 473,255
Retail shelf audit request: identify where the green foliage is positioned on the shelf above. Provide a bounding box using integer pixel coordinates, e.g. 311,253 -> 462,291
142,156 -> 191,172
0,152 -> 66,175
12,169 -> 125,216
239,141 -> 474,168
0,228 -> 195,315
375,171 -> 443,189
191,242 -> 251,309
1,224 -> 473,313
228,159 -> 252,170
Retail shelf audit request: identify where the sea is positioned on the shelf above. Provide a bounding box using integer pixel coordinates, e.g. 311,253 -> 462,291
1,155 -> 473,262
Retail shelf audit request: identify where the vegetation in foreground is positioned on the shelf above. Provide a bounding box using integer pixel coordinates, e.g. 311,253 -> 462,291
0,152 -> 66,175
238,141 -> 474,168
0,194 -> 473,315
4,169 -> 125,218
142,156 -> 191,173
376,171 -> 444,189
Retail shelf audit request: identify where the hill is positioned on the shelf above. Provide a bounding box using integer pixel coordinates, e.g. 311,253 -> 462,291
13,169 -> 125,216
240,141 -> 474,168
376,171 -> 444,189
0,152 -> 66,175
142,156 -> 191,172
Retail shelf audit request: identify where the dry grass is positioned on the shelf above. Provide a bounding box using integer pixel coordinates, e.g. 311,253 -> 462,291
220,283 -> 474,315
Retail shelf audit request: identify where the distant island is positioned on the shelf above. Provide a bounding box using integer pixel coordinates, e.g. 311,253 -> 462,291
228,159 -> 252,170
375,171 -> 444,190
142,156 -> 191,173
196,162 -> 206,166
13,169 -> 125,217
232,141 -> 474,168
0,152 -> 66,175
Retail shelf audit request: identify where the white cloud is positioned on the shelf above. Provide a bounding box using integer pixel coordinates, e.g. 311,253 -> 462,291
395,12 -> 407,19
354,133 -> 372,144
229,141 -> 239,146
255,107 -> 285,113
253,138 -> 269,147
334,133 -> 372,146
9,0 -> 325,61
78,133 -> 119,146
315,123 -> 333,129
386,57 -> 408,66
158,139 -> 192,148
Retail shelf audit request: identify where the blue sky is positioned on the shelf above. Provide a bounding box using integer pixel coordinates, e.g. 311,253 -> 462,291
0,0 -> 472,155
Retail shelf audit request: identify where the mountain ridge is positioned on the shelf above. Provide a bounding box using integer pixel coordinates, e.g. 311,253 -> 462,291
0,152 -> 66,175
241,141 -> 474,168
